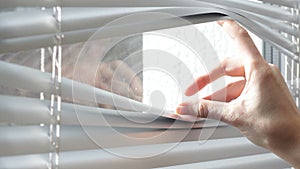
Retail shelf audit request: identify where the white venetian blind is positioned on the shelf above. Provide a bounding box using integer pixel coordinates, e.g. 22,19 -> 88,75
0,0 -> 298,169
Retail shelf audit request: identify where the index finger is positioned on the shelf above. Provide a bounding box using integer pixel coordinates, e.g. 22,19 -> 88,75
218,20 -> 262,62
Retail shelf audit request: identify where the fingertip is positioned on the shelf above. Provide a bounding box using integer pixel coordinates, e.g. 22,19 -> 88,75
217,20 -> 225,26
175,104 -> 197,117
217,20 -> 233,26
175,106 -> 187,115
184,86 -> 196,96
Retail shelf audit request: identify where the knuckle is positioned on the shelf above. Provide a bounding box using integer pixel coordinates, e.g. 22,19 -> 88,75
269,63 -> 280,72
221,57 -> 230,68
220,58 -> 229,73
250,60 -> 261,69
224,111 -> 239,125
223,103 -> 242,126
260,67 -> 275,81
227,82 -> 235,88
197,103 -> 208,118
221,57 -> 237,74
237,27 -> 249,37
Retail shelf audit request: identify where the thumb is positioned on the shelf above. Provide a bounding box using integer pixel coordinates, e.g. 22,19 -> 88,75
176,99 -> 239,125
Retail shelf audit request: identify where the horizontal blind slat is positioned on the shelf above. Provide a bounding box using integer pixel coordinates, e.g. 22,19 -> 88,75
228,7 -> 299,37
1,6 -> 295,40
155,153 -> 290,169
0,137 -> 266,169
1,5 -> 298,61
219,9 -> 299,60
59,125 -> 242,151
260,0 -> 299,8
61,99 -> 221,128
0,61 -> 202,122
0,126 -> 50,156
200,0 -> 295,22
59,137 -> 268,169
0,125 -> 241,156
0,9 -> 56,39
0,0 -> 55,8
0,95 -> 52,125
2,0 -> 292,9
1,11 -> 297,60
0,95 -> 227,129
0,154 -> 48,169
0,61 -> 53,93
0,0 -> 209,8
0,13 -> 225,54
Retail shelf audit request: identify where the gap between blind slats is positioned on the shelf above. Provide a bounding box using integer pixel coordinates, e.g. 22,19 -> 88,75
154,153 -> 290,169
0,125 -> 242,156
0,95 -> 227,129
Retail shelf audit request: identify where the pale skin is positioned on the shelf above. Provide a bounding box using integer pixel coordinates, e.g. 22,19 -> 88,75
176,20 -> 300,168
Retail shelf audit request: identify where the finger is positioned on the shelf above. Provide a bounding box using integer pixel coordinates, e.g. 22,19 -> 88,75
203,79 -> 246,102
176,99 -> 241,126
219,20 -> 262,62
185,57 -> 245,96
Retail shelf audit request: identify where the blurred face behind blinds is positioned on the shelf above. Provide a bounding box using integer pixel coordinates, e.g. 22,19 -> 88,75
0,35 -> 143,109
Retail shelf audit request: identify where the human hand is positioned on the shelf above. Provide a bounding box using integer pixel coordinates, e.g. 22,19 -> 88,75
176,20 -> 300,168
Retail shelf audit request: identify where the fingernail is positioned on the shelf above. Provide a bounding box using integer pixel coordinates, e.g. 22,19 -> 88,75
178,102 -> 189,106
217,20 -> 225,26
176,106 -> 190,115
